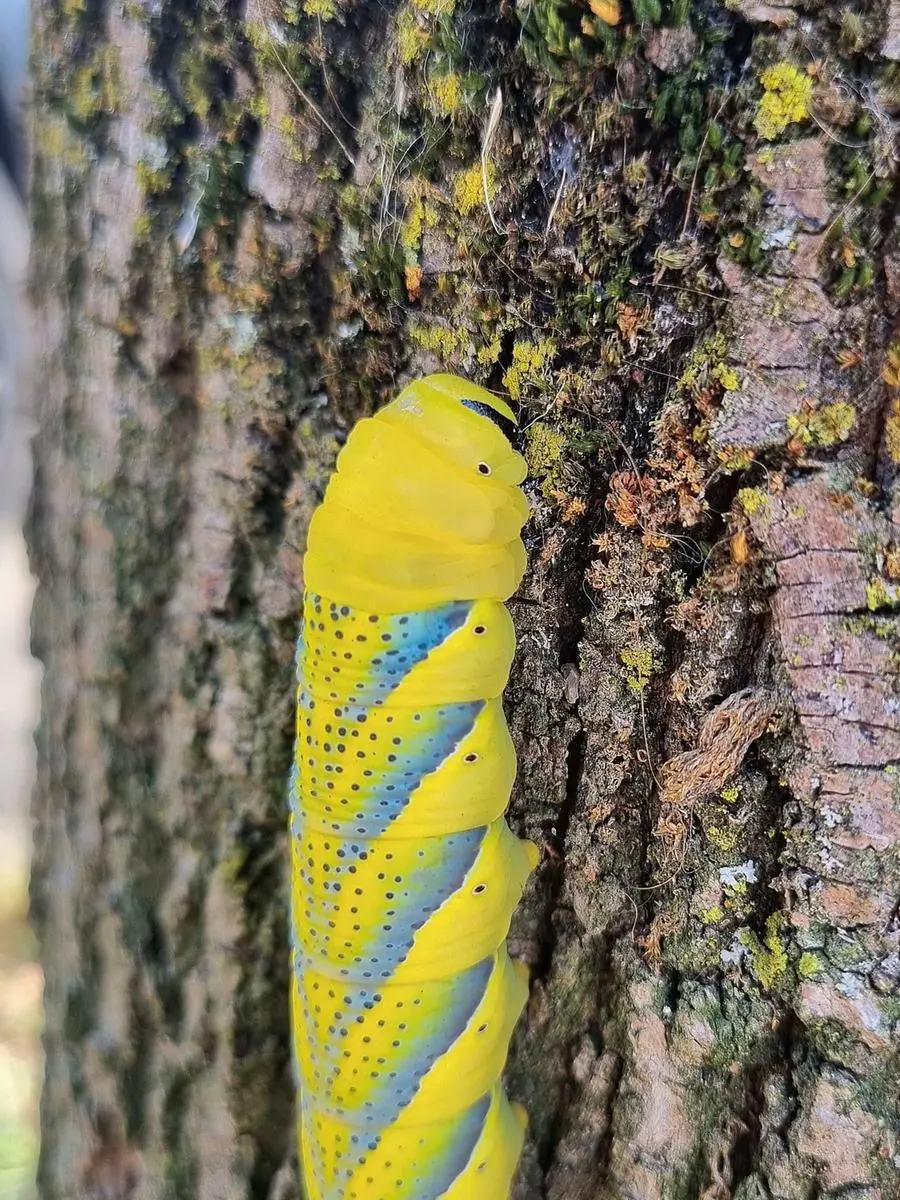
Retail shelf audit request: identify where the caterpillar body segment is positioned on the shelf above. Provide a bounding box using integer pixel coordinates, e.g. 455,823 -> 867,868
293,374 -> 534,1200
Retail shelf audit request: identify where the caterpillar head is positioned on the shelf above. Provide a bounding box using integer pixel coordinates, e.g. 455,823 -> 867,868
379,374 -> 527,487
307,373 -> 529,609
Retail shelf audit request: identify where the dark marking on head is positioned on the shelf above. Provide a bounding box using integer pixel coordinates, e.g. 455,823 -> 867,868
460,397 -> 518,446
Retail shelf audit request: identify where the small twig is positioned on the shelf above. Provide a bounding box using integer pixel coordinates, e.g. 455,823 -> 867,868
633,281 -> 735,304
544,166 -> 567,238
267,38 -> 355,166
822,164 -> 879,242
317,15 -> 361,134
633,851 -> 691,892
377,131 -> 424,242
807,106 -> 868,151
482,87 -> 504,235
681,96 -> 728,240
521,392 -> 564,433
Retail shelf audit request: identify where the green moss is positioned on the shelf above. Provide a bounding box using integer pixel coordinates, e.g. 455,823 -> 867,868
620,647 -> 660,695
219,848 -> 248,895
179,50 -> 215,121
519,0 -> 605,68
754,63 -> 812,141
677,331 -> 732,399
664,931 -> 724,974
805,1018 -> 873,1072
249,90 -> 271,122
133,212 -> 153,238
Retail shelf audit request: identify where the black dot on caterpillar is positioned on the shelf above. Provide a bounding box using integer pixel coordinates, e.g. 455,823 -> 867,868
464,752 -> 478,763
477,462 -> 491,475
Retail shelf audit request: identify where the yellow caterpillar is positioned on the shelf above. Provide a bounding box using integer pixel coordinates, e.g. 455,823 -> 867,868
291,374 -> 535,1200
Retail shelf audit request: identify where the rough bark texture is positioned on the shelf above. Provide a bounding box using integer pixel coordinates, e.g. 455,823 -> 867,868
28,1 -> 900,1199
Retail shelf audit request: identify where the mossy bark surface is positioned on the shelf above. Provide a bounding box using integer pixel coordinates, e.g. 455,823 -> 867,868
28,1 -> 900,1198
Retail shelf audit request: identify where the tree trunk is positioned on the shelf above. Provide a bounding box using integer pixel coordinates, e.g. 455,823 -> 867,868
28,1 -> 900,1198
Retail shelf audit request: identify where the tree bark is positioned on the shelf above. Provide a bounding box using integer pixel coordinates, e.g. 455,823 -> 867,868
28,2 -> 900,1199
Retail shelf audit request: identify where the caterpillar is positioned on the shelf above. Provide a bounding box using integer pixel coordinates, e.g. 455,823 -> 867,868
290,373 -> 536,1200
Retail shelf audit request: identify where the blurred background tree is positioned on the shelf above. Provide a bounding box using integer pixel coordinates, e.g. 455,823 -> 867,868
28,2 -> 900,1198
0,3 -> 40,1199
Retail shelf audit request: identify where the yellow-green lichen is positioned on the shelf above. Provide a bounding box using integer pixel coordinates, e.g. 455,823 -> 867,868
706,824 -> 740,854
303,0 -> 339,15
866,577 -> 900,611
136,160 -> 172,195
247,90 -> 271,122
737,487 -> 769,516
754,62 -> 813,141
883,346 -> 900,460
428,73 -> 463,116
179,52 -> 217,120
70,46 -> 121,121
619,647 -> 660,696
740,913 -> 788,989
798,952 -> 822,978
396,7 -> 429,63
409,323 -> 467,360
786,402 -> 856,448
410,0 -> 455,12
400,180 -> 439,254
884,399 -> 900,464
720,784 -> 740,803
502,338 -> 555,400
525,422 -> 567,497
713,363 -> 741,391
219,848 -> 248,893
452,160 -> 497,217
701,906 -> 725,925
477,337 -> 502,365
